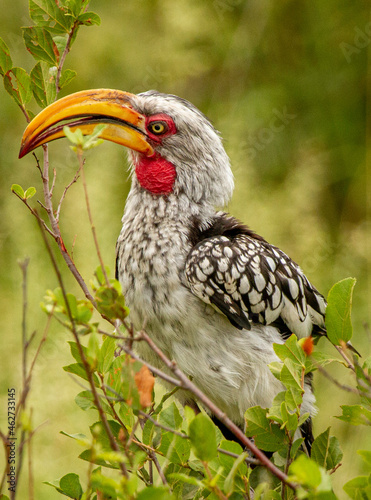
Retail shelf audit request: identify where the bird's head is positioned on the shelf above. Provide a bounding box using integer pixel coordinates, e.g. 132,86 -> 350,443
19,89 -> 234,206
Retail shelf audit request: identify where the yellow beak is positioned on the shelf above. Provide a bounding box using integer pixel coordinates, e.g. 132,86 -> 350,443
19,89 -> 154,158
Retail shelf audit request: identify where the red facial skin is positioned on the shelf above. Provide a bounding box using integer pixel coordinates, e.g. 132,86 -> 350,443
134,114 -> 177,195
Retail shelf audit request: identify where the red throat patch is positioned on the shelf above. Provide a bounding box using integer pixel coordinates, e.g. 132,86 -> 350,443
135,154 -> 176,195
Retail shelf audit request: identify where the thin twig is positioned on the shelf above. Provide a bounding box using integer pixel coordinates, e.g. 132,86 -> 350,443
50,167 -> 57,197
335,345 -> 355,371
138,410 -> 189,439
217,447 -> 259,466
55,162 -> 83,222
55,22 -> 79,93
317,365 -> 360,394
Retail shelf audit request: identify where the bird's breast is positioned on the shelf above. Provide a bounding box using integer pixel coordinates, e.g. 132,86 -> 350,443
116,197 -> 193,332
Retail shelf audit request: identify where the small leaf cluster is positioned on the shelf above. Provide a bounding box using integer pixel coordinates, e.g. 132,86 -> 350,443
243,334 -> 343,499
0,0 -> 100,117
91,265 -> 130,322
11,183 -> 36,200
63,124 -> 108,153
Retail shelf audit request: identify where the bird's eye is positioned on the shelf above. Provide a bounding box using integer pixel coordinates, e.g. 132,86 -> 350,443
148,121 -> 168,135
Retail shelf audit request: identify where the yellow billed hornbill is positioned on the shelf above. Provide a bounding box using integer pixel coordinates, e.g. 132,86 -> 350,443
20,89 -> 326,451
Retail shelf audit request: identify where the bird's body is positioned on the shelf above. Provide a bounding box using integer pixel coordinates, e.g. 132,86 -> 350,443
20,88 -> 327,445
116,188 -> 290,424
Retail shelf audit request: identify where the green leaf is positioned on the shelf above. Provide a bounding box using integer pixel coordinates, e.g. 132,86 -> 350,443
167,472 -> 203,488
94,283 -> 129,321
59,68 -> 77,89
63,125 -> 83,145
63,363 -> 100,386
24,187 -> 36,199
75,391 -> 94,411
267,391 -> 285,424
188,413 -> 217,461
3,67 -> 32,108
90,471 -> 119,499
290,437 -> 304,459
280,358 -> 303,390
66,293 -> 78,318
53,35 -> 68,57
358,450 -> 371,467
118,402 -> 135,429
97,336 -> 116,374
218,440 -> 245,471
0,38 -> 12,76
245,406 -> 286,452
343,475 -> 371,499
59,473 -> 83,499
30,62 -> 56,107
68,341 -> 88,364
79,449 -> 119,470
336,405 -> 371,426
325,277 -> 356,345
29,0 -> 74,35
280,401 -> 298,431
289,454 -> 322,488
158,432 -> 191,466
11,184 -> 25,198
311,427 -> 343,470
223,451 -> 248,495
107,355 -> 125,395
23,26 -> 59,65
64,0 -> 86,17
273,334 -> 306,366
43,481 -> 64,495
284,385 -> 304,414
159,402 -> 183,431
87,328 -> 100,365
157,404 -> 189,463
82,123 -> 107,150
77,12 -> 101,26
75,301 -> 93,323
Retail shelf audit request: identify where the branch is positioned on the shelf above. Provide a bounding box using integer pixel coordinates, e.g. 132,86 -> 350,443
55,162 -> 82,222
135,331 -> 297,490
335,344 -> 355,371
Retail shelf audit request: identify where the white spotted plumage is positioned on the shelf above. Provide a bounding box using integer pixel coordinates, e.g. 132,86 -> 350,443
185,213 -> 326,340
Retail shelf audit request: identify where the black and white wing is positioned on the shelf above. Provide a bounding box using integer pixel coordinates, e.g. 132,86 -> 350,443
185,213 -> 326,339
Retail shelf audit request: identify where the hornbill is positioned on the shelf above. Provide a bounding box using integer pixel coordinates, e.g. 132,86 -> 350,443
19,89 -> 326,451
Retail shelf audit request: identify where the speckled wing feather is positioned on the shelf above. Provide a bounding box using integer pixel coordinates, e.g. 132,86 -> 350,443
185,213 -> 326,339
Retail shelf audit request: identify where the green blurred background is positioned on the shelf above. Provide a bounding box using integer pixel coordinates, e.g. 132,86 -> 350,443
0,1 -> 370,498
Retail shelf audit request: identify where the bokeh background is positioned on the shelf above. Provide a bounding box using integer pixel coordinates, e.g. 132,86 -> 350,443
0,1 -> 370,498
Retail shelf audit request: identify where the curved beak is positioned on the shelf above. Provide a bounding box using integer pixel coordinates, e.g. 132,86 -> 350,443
19,89 -> 154,158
